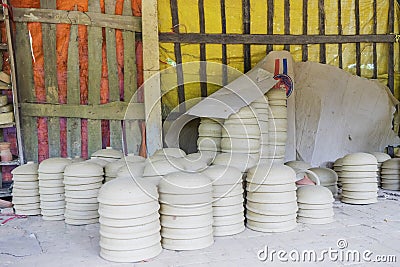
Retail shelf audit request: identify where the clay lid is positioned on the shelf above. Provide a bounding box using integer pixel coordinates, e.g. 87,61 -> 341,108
105,160 -> 125,177
178,157 -> 208,172
91,147 -> 123,159
86,157 -> 109,167
213,153 -> 257,172
308,168 -> 338,184
296,185 -> 334,204
333,157 -> 343,167
116,162 -> 146,179
143,159 -> 185,176
202,165 -> 242,185
38,157 -> 72,173
246,164 -> 296,185
371,152 -> 391,163
381,158 -> 400,169
200,117 -> 224,124
342,153 -> 378,166
185,152 -> 216,165
11,161 -> 38,175
98,177 -> 158,205
285,161 -> 312,171
159,172 -> 212,194
153,148 -> 186,158
124,154 -> 146,163
64,162 -> 104,177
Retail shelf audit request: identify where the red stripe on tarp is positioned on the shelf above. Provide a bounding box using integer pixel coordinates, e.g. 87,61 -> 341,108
274,58 -> 280,76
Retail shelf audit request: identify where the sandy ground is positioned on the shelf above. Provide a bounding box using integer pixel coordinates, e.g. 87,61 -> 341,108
0,189 -> 399,267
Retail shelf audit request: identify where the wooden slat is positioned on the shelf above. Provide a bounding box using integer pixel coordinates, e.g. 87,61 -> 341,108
302,0 -> 308,61
87,0 -> 103,157
338,0 -> 343,68
159,33 -> 396,44
372,0 -> 377,79
220,0 -> 228,85
242,0 -> 251,72
143,0 -> 162,155
41,0 -> 60,158
387,0 -> 395,93
105,0 -> 123,151
14,23 -> 38,162
266,0 -> 274,53
198,0 -> 207,97
284,0 -> 290,51
67,25 -> 81,158
355,0 -> 361,76
318,0 -> 326,63
13,7 -> 142,32
122,0 -> 140,155
20,102 -> 145,120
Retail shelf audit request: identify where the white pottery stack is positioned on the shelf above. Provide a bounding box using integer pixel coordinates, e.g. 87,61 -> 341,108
203,165 -> 245,236
38,158 -> 71,220
266,88 -> 287,164
221,106 -> 260,160
249,96 -> 269,161
380,158 -> 400,191
98,178 -> 162,263
159,172 -> 214,250
308,168 -> 338,196
105,155 -> 146,183
297,184 -> 335,224
197,118 -> 223,153
340,153 -> 378,204
11,162 -> 40,215
245,164 -> 298,232
213,153 -> 257,174
333,157 -> 343,187
91,147 -> 123,163
63,162 -> 104,225
142,158 -> 184,186
285,161 -> 312,182
371,152 -> 391,186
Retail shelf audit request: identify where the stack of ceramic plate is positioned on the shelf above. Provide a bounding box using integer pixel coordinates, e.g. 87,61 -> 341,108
285,161 -> 312,182
203,165 -> 245,236
371,152 -> 391,186
91,147 -> 123,163
245,164 -> 298,232
104,155 -> 146,183
221,106 -> 260,160
159,172 -> 214,250
142,158 -> 184,186
340,153 -> 378,204
98,178 -> 161,262
266,88 -> 287,164
333,157 -> 343,187
380,158 -> 400,191
11,162 -> 40,215
197,118 -> 223,153
308,168 -> 338,196
297,185 -> 335,224
63,162 -> 103,225
38,158 -> 72,220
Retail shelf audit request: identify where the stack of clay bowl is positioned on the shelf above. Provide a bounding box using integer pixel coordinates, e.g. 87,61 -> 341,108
308,168 -> 338,196
297,182 -> 335,224
371,152 -> 391,186
105,155 -> 146,183
159,172 -> 214,250
142,158 -> 184,186
203,165 -> 245,236
221,106 -> 260,160
340,153 -> 378,204
380,158 -> 400,191
245,164 -> 298,232
333,158 -> 344,187
197,118 -> 223,153
213,152 -> 257,175
91,147 -> 123,163
98,178 -> 161,262
11,162 -> 40,215
249,96 -> 268,161
285,161 -> 313,183
266,88 -> 287,164
38,158 -> 72,220
63,162 -> 104,225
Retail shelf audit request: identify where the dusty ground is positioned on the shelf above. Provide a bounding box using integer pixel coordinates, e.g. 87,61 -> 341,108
0,189 -> 399,267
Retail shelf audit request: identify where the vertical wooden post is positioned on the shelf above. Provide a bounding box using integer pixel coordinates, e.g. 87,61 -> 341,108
142,0 -> 162,156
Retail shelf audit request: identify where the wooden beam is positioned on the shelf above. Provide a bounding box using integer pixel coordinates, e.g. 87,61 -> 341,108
20,102 -> 145,120
13,7 -> 142,32
159,33 -> 396,44
142,0 -> 162,156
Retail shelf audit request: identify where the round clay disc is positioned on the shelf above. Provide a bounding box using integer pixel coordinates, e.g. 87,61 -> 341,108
160,212 -> 213,229
161,225 -> 212,240
99,243 -> 162,263
161,235 -> 213,251
213,223 -> 245,237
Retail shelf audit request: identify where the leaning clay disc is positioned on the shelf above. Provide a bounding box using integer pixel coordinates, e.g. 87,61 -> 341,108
100,243 -> 162,263
161,225 -> 213,240
160,212 -> 213,229
297,216 -> 334,225
100,220 -> 161,239
98,202 -> 159,219
160,204 -> 212,216
213,213 -> 244,226
246,219 -> 297,233
213,204 -> 244,217
213,223 -> 245,237
246,201 -> 298,215
246,191 -> 297,204
212,194 -> 244,207
245,210 -> 297,223
100,233 -> 161,251
99,212 -> 160,227
161,235 -> 214,251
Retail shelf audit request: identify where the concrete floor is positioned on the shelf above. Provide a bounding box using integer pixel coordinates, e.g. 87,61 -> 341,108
0,189 -> 399,267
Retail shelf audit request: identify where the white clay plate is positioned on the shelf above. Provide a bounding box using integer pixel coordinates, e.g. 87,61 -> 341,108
161,235 -> 213,251
213,223 -> 245,237
100,243 -> 162,263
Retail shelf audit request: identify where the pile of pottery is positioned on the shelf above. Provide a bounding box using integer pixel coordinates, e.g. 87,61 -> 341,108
249,96 -> 268,161
159,172 -> 214,250
105,155 -> 146,183
221,106 -> 260,160
91,147 -> 123,163
63,162 -> 103,225
197,118 -> 223,153
213,152 -> 257,174
245,164 -> 298,232
142,158 -> 184,186
333,157 -> 343,187
11,162 -> 40,215
98,178 -> 161,263
371,152 -> 391,186
340,153 -> 378,204
265,88 -> 287,164
297,182 -> 335,225
380,158 -> 400,191
203,165 -> 245,236
308,168 -> 338,196
38,158 -> 71,220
